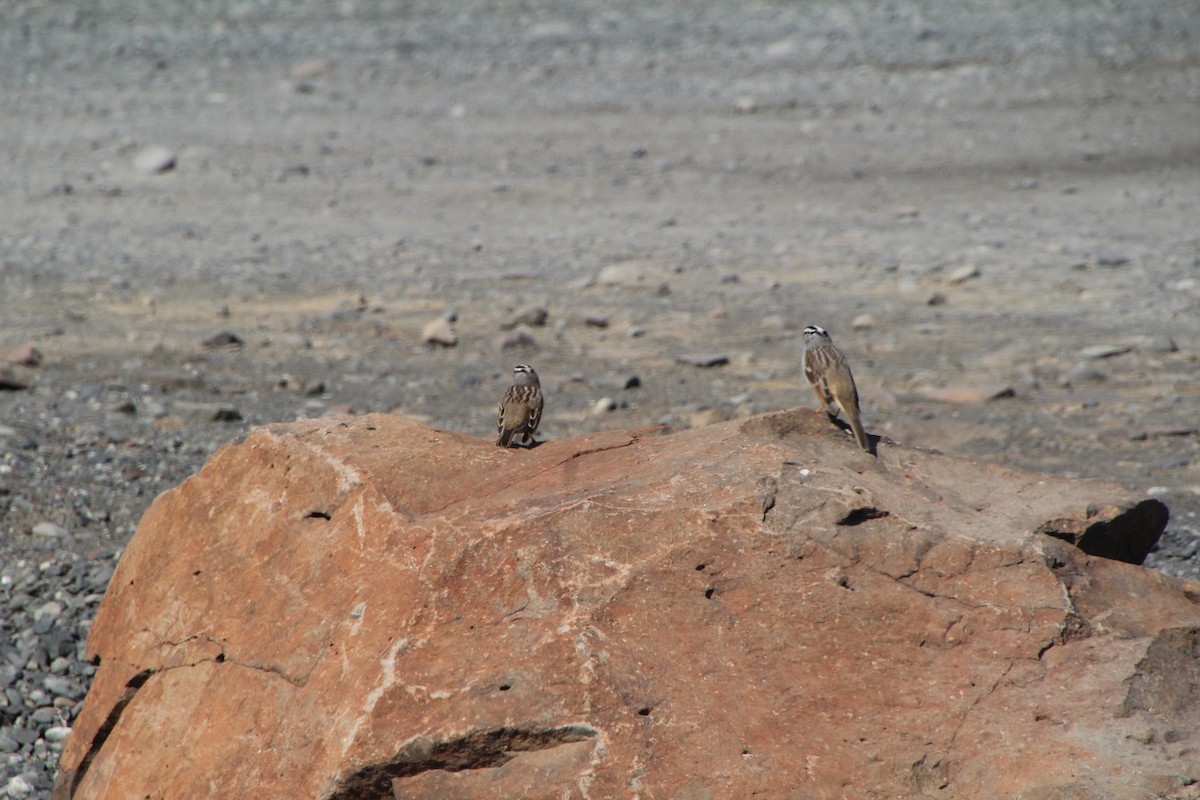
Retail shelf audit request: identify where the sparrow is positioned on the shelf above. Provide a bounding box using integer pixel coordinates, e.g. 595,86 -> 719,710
496,364 -> 543,448
802,325 -> 871,453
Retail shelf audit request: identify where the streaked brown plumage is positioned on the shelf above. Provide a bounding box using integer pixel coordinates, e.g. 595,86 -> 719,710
803,325 -> 871,453
496,364 -> 543,447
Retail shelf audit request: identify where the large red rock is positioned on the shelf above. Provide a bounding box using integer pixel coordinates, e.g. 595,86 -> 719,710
55,410 -> 1199,799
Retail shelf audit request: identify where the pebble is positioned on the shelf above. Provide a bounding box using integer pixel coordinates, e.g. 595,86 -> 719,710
492,328 -> 537,352
1138,335 -> 1178,354
1064,365 -> 1107,385
4,774 -> 33,797
733,95 -> 758,113
42,727 -> 71,744
502,307 -> 548,329
676,354 -> 729,368
33,602 -> 63,621
850,314 -> 877,331
28,708 -> 56,726
1096,252 -> 1130,267
1080,344 -> 1132,359
421,317 -> 458,347
133,145 -> 176,174
0,346 -> 43,367
5,729 -> 36,747
0,365 -> 33,390
592,397 -> 617,414
202,331 -> 244,349
947,264 -> 980,285
290,59 -> 331,79
584,315 -> 610,329
915,385 -> 1015,404
172,401 -> 243,423
43,676 -> 83,700
926,292 -> 947,306
30,523 -> 68,540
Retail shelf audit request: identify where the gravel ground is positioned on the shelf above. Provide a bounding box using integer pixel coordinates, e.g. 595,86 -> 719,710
2,1 -> 1199,795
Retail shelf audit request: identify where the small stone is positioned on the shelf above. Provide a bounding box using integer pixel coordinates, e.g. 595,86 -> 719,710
31,522 -> 68,540
421,318 -> 458,347
502,307 -> 548,330
141,397 -> 168,418
134,145 -> 176,174
584,315 -> 610,329
676,354 -> 729,368
0,345 -> 42,367
1138,335 -> 1178,354
733,95 -> 758,113
894,206 -> 920,218
0,732 -> 18,752
947,265 -> 980,285
43,676 -> 84,700
0,365 -> 33,390
916,385 -> 1015,404
43,726 -> 71,744
1080,344 -> 1132,359
290,59 -> 331,79
850,314 -> 877,331
30,707 -> 58,725
171,401 -> 243,422
1096,252 -> 1130,267
926,292 -> 947,306
492,328 -> 537,352
592,397 -> 617,414
1064,365 -> 1107,385
202,331 -> 244,348
5,775 -> 33,797
5,726 -> 37,746
1139,425 -> 1200,439
624,376 -> 642,390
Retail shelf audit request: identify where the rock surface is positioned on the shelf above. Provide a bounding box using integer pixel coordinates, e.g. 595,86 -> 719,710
55,410 -> 1198,799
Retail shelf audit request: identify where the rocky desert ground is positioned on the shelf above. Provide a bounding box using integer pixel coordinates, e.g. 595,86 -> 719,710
1,0 -> 1199,795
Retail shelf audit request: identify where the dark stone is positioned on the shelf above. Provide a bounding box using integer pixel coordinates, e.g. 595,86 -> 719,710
675,354 -> 729,368
5,726 -> 38,746
202,331 -> 244,348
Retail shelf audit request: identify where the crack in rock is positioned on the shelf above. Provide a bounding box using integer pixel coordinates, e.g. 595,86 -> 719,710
66,669 -> 152,798
325,724 -> 600,800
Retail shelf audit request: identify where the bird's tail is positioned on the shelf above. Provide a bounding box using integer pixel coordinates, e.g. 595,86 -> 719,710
846,412 -> 872,454
497,427 -> 515,448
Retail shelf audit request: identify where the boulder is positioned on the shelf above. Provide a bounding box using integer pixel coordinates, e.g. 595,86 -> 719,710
55,410 -> 1200,799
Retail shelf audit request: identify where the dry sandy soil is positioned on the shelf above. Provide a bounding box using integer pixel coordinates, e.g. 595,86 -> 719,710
2,0 -> 1199,569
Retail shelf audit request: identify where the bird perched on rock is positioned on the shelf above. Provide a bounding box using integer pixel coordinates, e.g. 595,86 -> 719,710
802,325 -> 871,453
496,364 -> 543,448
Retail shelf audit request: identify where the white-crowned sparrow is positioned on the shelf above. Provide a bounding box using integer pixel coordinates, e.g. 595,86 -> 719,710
802,325 -> 871,453
496,364 -> 543,447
